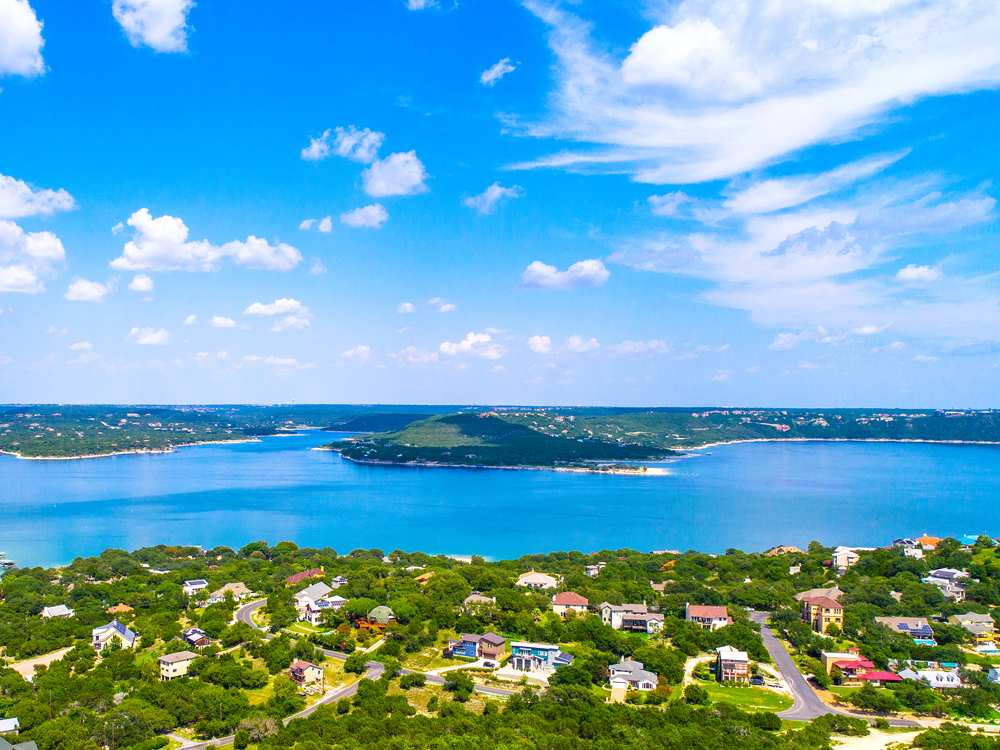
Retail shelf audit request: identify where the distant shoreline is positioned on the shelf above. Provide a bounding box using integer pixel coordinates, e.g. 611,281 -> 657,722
681,437 -> 1000,450
0,437 -> 260,461
336,451 -> 671,475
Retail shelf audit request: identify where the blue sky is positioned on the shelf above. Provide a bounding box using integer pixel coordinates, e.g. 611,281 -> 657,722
0,0 -> 998,407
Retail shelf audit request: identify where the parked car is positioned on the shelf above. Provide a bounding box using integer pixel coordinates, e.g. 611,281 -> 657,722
483,661 -> 496,668
750,675 -> 765,686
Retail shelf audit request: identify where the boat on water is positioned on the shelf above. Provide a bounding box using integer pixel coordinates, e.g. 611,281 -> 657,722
0,560 -> 15,569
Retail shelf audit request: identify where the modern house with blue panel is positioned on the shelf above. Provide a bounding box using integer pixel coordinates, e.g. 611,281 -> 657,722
874,616 -> 937,645
510,641 -> 573,672
446,632 -> 506,662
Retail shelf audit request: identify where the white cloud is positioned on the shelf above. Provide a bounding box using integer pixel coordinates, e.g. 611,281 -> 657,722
675,343 -> 729,360
243,298 -> 308,316
564,334 -> 600,353
480,58 -> 516,86
0,219 -> 65,293
333,126 -> 384,164
406,0 -> 438,9
301,130 -> 331,162
912,354 -> 940,361
521,259 -> 610,290
0,0 -> 45,77
392,346 -> 438,365
439,332 -> 505,360
362,152 -> 428,197
128,326 -> 172,345
110,209 -> 302,272
0,174 -> 75,219
854,324 -> 891,335
397,302 -> 416,314
711,369 -> 730,381
527,335 -> 552,354
64,278 -> 114,302
309,259 -> 327,275
874,341 -> 906,352
798,360 -> 819,369
607,339 -> 671,355
896,264 -> 943,282
463,183 -> 523,214
648,192 -> 690,217
128,273 -> 153,292
183,314 -> 197,325
489,364 -> 505,372
68,351 -> 99,364
210,316 -> 235,328
341,204 -> 388,228
112,222 -> 124,234
47,325 -> 67,336
264,355 -> 304,368
112,0 -> 193,53
269,315 -> 310,332
340,345 -> 372,362
68,341 -> 91,350
769,330 -> 814,351
299,219 -> 316,230
438,303 -> 455,313
514,0 -> 1000,184
244,355 -> 261,362
317,216 -> 333,233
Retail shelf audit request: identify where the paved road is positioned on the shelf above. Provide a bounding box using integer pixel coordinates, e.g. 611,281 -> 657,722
750,612 -> 923,728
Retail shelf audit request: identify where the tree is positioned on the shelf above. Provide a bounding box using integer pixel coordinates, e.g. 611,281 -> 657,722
684,684 -> 709,705
233,728 -> 250,749
344,651 -> 368,675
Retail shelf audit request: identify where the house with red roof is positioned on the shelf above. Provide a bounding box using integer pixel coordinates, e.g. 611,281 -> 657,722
685,603 -> 732,631
551,592 -> 588,616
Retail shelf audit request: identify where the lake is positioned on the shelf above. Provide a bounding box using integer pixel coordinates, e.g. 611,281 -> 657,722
2,432 -> 999,568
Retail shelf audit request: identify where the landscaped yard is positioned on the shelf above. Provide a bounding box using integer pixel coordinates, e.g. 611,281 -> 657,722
286,622 -> 327,635
703,683 -> 793,711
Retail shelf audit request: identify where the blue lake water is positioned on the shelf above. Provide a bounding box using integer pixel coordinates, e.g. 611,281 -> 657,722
2,432 -> 1000,568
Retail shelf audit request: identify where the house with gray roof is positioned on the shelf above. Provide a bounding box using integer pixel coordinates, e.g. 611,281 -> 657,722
92,619 -> 137,651
40,604 -> 74,619
608,658 -> 657,691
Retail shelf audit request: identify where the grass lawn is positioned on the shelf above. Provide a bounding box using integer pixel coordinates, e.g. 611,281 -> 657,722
703,683 -> 793,711
245,678 -> 276,706
386,681 -> 498,716
286,622 -> 325,635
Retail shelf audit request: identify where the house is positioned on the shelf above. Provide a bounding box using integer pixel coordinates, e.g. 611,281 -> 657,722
285,568 -> 324,586
92,620 -> 137,651
106,603 -> 133,615
622,611 -> 664,634
182,579 -> 209,596
0,719 -> 18,735
208,582 -> 251,604
601,601 -> 645,629
608,658 -> 658,691
793,585 -> 841,603
462,593 -> 496,613
874,617 -> 937,645
831,546 -> 870,570
182,627 -> 211,648
898,668 -> 963,690
949,612 -> 995,648
903,548 -> 925,560
924,568 -> 969,602
551,592 -> 588,616
329,575 -> 349,588
820,650 -> 863,672
295,582 -> 334,607
685,603 -> 732,631
855,671 -> 903,687
414,572 -> 435,585
40,605 -> 74,619
915,534 -> 943,550
716,645 -> 750,682
0,738 -> 38,750
800,596 -> 843,634
447,632 -> 506,661
765,545 -> 804,556
290,660 -> 324,685
650,580 -> 667,593
515,571 -> 560,589
585,562 -> 607,577
159,650 -> 198,681
509,641 -> 573,672
367,606 -> 396,627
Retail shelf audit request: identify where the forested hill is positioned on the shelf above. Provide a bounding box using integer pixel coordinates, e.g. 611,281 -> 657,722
331,408 -> 1000,467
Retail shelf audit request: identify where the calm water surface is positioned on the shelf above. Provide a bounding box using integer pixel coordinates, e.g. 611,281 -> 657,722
2,432 -> 999,568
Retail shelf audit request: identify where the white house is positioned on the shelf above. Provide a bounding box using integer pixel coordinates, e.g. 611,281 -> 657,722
516,571 -> 560,589
208,582 -> 251,604
585,563 -> 606,577
551,592 -> 588,616
41,605 -> 74,619
295,581 -> 333,606
898,668 -> 963,690
92,620 -> 138,651
182,579 -> 209,596
0,718 -> 19,735
685,603 -> 732,631
608,659 -> 657,691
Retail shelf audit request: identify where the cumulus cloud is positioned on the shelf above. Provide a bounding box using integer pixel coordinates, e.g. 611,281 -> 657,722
183,314 -> 197,325
527,335 -> 552,354
521,259 -> 610,290
438,303 -> 455,313
427,297 -> 455,313
480,58 -> 516,86
854,324 -> 891,335
607,339 -> 671,355
514,0 -> 1000,184
300,130 -> 331,162
317,216 -> 332,233
128,326 -> 172,345
333,126 -> 384,164
564,334 -> 599,353
299,219 -> 316,230
340,345 -> 372,362
397,302 -> 416,314
0,174 -> 75,219
243,297 -> 312,331
711,369 -> 730,381
64,278 -> 114,302
0,0 -> 45,77
309,259 -> 327,275
112,0 -> 193,53
392,346 -> 438,365
439,332 -> 505,359
406,0 -> 438,9
362,151 -> 428,197
462,183 -> 523,214
341,204 -> 388,228
110,209 -> 302,272
896,264 -> 943,282
0,220 -> 65,293
128,273 -> 153,292
210,316 -> 235,328
68,341 -> 91,350
647,192 -> 690,217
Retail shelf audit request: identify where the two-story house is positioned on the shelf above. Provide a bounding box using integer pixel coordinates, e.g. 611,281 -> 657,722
949,612 -> 995,649
208,582 -> 251,604
601,601 -> 662,631
159,650 -> 198,681
92,620 -> 138,651
509,641 -> 573,672
715,645 -> 749,683
551,592 -> 588,616
608,658 -> 657,691
685,603 -> 732,631
182,579 -> 209,597
873,616 -> 937,645
290,660 -> 324,685
446,632 -> 506,662
800,596 -> 843,633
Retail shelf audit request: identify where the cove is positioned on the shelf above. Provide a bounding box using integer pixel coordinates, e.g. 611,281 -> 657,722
2,431 -> 999,569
